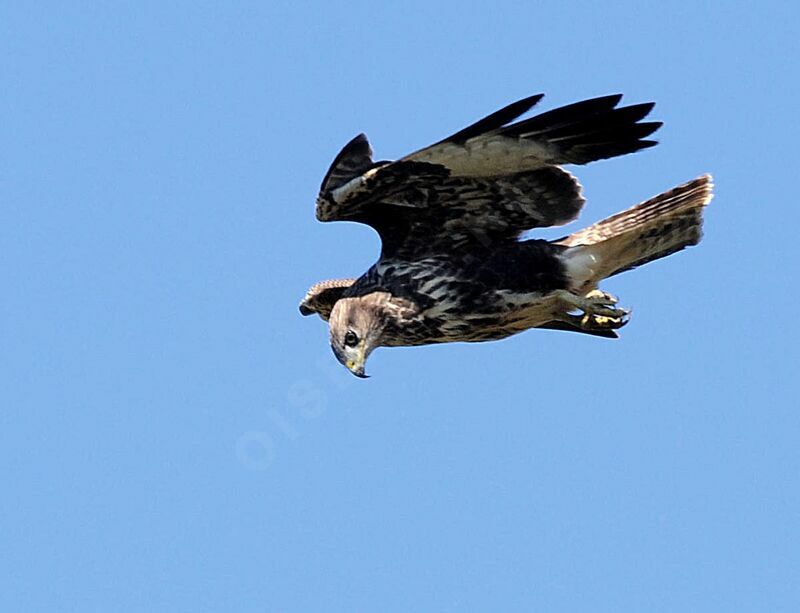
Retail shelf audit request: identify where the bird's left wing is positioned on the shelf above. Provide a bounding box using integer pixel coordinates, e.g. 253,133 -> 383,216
299,278 -> 357,320
315,94 -> 660,253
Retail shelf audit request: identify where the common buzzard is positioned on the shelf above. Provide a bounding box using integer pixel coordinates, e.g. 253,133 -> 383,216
300,94 -> 713,377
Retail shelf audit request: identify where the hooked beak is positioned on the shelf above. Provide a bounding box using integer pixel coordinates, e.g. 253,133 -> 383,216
347,365 -> 369,378
345,343 -> 370,378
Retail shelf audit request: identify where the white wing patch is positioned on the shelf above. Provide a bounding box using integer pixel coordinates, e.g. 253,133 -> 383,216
406,137 -> 554,178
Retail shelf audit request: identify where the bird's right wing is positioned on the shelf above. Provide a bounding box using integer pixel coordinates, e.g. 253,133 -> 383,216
299,278 -> 357,321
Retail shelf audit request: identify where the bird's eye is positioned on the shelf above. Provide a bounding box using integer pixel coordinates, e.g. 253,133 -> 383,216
344,331 -> 359,347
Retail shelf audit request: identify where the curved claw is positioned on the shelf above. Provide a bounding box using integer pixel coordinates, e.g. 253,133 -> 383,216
581,312 -> 630,330
556,289 -> 631,331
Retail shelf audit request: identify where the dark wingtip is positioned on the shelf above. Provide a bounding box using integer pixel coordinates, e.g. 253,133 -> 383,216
443,93 -> 545,144
637,121 -> 662,138
501,93 -> 626,139
629,101 -> 656,118
513,93 -> 547,112
299,303 -> 314,316
319,133 -> 374,192
349,133 -> 370,150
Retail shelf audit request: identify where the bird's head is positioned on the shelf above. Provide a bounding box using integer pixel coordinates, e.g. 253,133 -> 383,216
328,295 -> 388,378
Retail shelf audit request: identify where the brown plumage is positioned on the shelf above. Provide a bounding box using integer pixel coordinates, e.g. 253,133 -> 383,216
300,93 -> 714,377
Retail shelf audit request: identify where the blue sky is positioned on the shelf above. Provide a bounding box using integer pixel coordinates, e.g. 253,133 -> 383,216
2,2 -> 799,611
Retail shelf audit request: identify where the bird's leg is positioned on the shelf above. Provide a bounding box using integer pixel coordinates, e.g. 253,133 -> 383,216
554,289 -> 630,330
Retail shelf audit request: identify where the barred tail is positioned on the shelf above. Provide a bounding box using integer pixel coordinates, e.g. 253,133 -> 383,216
558,175 -> 714,291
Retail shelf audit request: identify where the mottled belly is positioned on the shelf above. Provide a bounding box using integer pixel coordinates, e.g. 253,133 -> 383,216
382,290 -> 562,346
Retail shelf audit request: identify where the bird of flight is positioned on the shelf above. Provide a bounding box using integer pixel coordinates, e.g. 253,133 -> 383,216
300,93 -> 713,377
